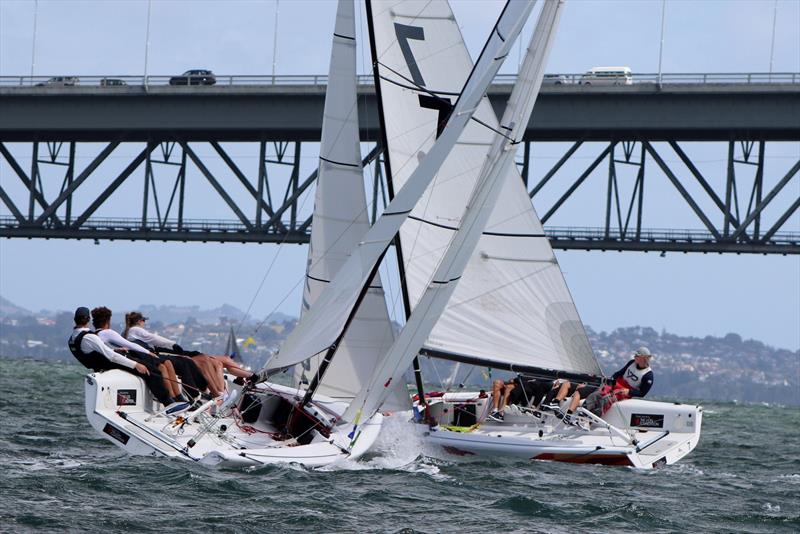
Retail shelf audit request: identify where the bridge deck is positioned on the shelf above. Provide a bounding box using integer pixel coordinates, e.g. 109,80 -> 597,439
1,82 -> 799,142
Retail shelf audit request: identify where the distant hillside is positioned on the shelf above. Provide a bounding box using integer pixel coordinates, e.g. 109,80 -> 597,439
138,304 -> 248,325
0,296 -> 33,317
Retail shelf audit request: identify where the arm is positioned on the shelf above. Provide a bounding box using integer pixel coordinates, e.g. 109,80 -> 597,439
611,360 -> 634,381
99,329 -> 153,355
81,334 -> 138,370
629,371 -> 654,398
128,326 -> 175,350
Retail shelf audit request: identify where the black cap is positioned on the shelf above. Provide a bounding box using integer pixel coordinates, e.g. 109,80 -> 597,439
74,307 -> 90,321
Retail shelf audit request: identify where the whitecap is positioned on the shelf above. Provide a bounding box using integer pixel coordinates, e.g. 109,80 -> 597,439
19,458 -> 82,471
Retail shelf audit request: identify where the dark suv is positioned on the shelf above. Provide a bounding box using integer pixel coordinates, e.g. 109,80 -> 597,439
169,69 -> 216,86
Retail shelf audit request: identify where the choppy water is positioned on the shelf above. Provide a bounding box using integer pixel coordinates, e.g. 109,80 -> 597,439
0,358 -> 798,533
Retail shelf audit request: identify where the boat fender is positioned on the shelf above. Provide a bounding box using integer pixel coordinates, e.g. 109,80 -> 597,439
538,429 -> 543,438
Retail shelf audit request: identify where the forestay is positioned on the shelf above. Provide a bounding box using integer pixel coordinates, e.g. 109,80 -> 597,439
298,0 -> 407,411
369,0 -> 600,376
343,0 -> 574,423
262,0 -> 535,376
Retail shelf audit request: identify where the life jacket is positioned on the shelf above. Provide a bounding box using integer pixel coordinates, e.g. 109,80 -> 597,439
615,362 -> 652,391
68,330 -> 115,372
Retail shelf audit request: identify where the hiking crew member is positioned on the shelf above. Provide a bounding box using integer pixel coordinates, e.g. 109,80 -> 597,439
549,347 -> 655,423
489,375 -> 555,421
92,307 -> 209,398
91,306 -> 208,401
68,307 -> 189,414
123,311 -> 257,396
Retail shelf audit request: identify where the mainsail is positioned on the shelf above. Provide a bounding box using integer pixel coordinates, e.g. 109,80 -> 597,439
368,0 -> 600,377
343,0 -> 572,423
262,0 -> 535,375
298,0 -> 407,411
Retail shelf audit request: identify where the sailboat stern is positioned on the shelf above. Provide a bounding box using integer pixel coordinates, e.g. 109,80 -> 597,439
601,398 -> 703,468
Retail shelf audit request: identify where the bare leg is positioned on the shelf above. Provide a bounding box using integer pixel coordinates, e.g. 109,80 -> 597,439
501,383 -> 515,411
191,356 -> 224,395
492,379 -> 505,411
208,355 -> 252,378
158,363 -> 179,398
554,380 -> 572,402
568,385 -> 588,412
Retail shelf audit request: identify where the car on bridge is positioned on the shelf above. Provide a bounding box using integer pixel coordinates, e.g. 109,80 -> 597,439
579,66 -> 633,86
100,78 -> 127,87
35,76 -> 79,87
543,74 -> 569,85
169,69 -> 216,86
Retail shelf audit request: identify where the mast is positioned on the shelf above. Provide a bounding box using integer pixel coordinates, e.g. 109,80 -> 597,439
365,0 -> 427,407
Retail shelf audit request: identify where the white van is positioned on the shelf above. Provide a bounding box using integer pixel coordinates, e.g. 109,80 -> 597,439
579,66 -> 633,86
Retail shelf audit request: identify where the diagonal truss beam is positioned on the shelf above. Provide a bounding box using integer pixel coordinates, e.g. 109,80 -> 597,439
0,185 -> 25,223
541,143 -> 615,224
72,143 -> 156,227
181,142 -> 254,230
209,141 -> 286,232
644,141 -> 722,239
730,158 -> 800,240
33,141 -> 119,225
0,142 -> 63,225
668,141 -> 742,228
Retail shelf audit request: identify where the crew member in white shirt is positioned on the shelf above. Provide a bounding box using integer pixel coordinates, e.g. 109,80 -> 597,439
91,306 -> 186,401
93,307 -> 209,400
68,307 -> 189,414
124,311 -> 257,396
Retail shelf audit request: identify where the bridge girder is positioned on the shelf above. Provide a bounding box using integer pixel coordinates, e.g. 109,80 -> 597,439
1,138 -> 797,254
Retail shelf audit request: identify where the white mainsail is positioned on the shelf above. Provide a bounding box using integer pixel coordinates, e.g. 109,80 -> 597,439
262,0 -> 535,375
298,0 -> 407,410
343,0 -> 570,423
369,0 -> 600,376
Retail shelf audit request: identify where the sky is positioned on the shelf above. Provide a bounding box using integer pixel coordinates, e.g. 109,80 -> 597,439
0,0 -> 798,350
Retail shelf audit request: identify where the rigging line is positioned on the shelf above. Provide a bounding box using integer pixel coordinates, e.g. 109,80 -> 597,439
234,185 -> 313,336
242,148 -> 380,337
376,61 -> 460,97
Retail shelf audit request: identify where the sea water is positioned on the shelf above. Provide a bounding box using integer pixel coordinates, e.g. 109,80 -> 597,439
0,358 -> 797,533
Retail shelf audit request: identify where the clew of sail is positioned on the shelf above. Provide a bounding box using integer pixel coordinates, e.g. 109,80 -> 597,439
297,0 -> 407,411
261,0 -> 536,377
342,0 -> 568,424
371,0 -> 599,377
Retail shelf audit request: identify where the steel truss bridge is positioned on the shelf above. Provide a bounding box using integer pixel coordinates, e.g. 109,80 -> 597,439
1,75 -> 798,254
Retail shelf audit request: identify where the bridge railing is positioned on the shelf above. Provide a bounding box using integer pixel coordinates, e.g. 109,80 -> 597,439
2,215 -> 797,247
1,72 -> 798,88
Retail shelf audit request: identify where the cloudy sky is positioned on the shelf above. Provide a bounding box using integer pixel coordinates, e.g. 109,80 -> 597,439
1,0 -> 798,349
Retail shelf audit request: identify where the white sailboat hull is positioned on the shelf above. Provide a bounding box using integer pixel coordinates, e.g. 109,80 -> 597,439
416,394 -> 702,469
84,370 -> 381,468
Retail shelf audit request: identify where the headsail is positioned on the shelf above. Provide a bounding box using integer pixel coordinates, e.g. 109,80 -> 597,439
369,0 -> 600,377
343,0 -> 570,423
261,0 -> 536,376
298,0 -> 407,410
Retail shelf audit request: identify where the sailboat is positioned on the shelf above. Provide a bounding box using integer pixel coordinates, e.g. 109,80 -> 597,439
360,0 -> 702,469
81,0 -> 536,467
